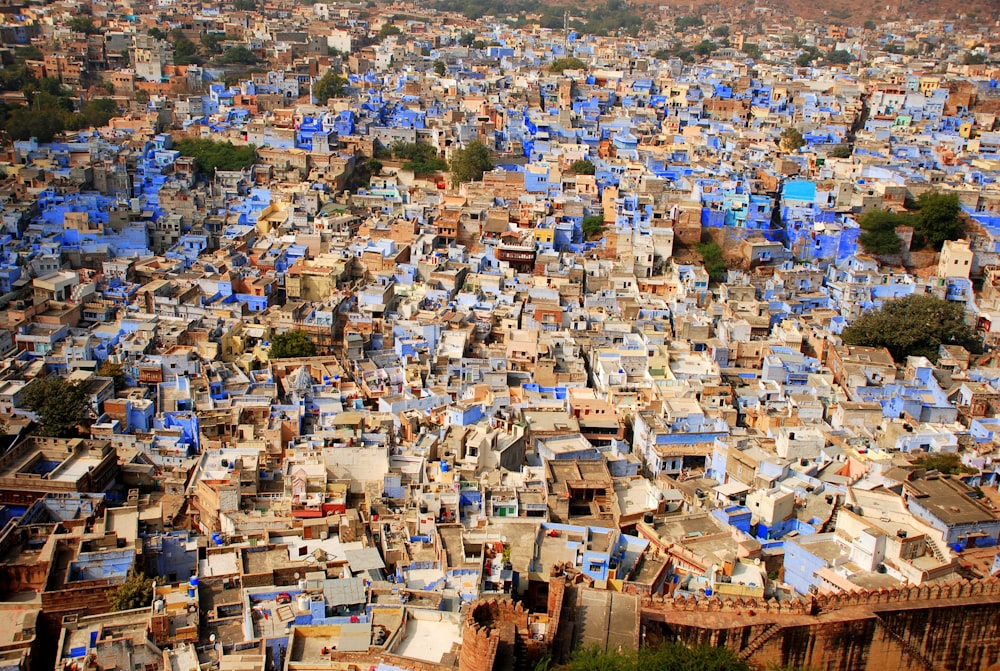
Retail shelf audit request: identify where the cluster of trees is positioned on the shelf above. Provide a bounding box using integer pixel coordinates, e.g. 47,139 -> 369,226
559,643 -> 751,671
841,294 -> 982,363
549,57 -> 586,73
216,46 -> 259,65
390,141 -> 449,174
0,49 -> 120,143
269,330 -> 317,359
174,138 -> 257,174
436,0 -> 644,36
569,159 -> 596,175
858,191 -> 965,254
1,96 -> 119,144
674,15 -> 704,31
449,141 -> 493,188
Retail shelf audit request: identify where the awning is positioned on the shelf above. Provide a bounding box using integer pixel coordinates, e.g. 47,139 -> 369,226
713,481 -> 751,498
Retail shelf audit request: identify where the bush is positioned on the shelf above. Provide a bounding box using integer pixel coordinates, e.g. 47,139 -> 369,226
697,239 -> 726,281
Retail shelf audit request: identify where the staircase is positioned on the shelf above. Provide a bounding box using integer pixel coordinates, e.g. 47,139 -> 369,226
738,623 -> 782,661
878,619 -> 937,671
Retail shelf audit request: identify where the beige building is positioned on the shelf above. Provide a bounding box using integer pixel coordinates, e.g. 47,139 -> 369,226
938,239 -> 973,279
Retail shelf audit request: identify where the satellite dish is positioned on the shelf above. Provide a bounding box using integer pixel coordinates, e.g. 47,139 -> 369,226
294,572 -> 300,580
210,634 -> 217,644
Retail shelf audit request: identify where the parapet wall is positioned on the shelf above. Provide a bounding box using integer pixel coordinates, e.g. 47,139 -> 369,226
640,577 -> 1000,615
639,578 -> 1000,671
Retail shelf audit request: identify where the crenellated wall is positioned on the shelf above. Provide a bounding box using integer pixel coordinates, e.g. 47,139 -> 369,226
637,578 -> 1000,670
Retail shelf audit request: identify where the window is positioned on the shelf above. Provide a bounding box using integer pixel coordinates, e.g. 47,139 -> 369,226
589,562 -> 603,573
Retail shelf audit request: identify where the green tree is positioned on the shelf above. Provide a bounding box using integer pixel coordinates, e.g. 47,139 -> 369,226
675,15 -> 704,31
841,294 -> 982,363
234,0 -> 256,9
582,214 -> 605,240
77,98 -> 119,129
313,69 -> 347,103
563,643 -> 750,671
963,52 -> 987,65
108,572 -> 155,611
67,17 -> 101,35
450,141 -> 493,188
549,57 -> 586,73
912,191 -> 964,251
392,142 -> 447,173
742,43 -> 762,59
218,46 -> 258,65
98,361 -> 127,393
148,27 -> 167,40
779,127 -> 805,153
912,451 -> 976,475
858,209 -> 908,255
694,40 -> 717,57
569,159 -> 596,175
697,239 -> 726,282
172,35 -> 201,66
434,60 -> 446,76
863,19 -> 877,30
269,330 -> 317,359
174,138 -> 256,174
826,49 -> 855,65
378,24 -> 402,40
831,144 -> 852,158
22,376 -> 91,437
711,25 -> 729,37
5,106 -> 64,143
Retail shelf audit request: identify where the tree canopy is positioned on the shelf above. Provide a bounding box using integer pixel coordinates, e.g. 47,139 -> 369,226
911,191 -> 964,251
697,239 -> 726,282
269,330 -> 317,359
569,159 -> 596,175
858,209 -> 908,255
98,361 -> 127,393
313,70 -> 347,104
561,643 -> 750,671
841,294 -> 982,363
582,214 -> 604,241
23,376 -> 91,438
174,138 -> 257,174
912,451 -> 976,475
779,127 -> 805,153
108,572 -> 155,611
392,142 -> 448,174
449,141 -> 493,188
549,57 -> 586,73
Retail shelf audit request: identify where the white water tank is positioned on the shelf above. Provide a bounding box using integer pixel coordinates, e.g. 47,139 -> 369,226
297,593 -> 310,612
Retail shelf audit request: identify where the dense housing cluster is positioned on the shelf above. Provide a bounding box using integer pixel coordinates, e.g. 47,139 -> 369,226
1,1 -> 1000,671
